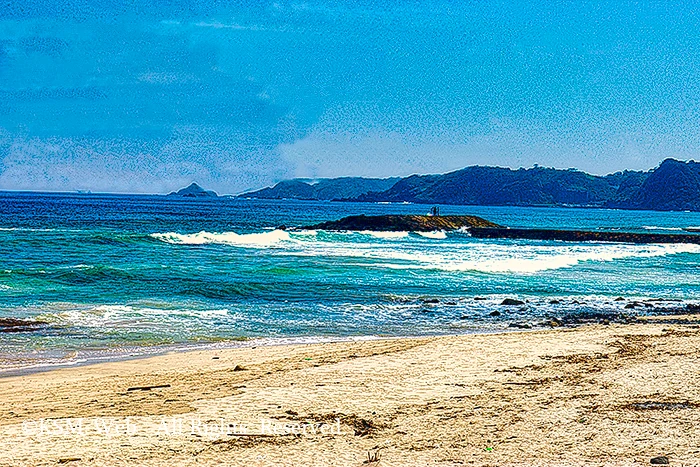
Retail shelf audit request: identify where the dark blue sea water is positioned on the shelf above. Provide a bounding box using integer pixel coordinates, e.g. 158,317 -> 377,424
2,192 -> 700,370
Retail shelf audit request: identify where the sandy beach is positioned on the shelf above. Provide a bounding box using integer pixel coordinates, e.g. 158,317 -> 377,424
1,320 -> 700,466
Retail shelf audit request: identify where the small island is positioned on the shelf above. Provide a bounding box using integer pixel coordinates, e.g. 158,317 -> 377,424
167,183 -> 218,198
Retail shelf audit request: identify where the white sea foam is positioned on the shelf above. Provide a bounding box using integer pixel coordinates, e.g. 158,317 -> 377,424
416,231 -> 447,239
151,229 -> 291,247
291,229 -> 318,236
152,227 -> 700,273
642,226 -> 684,231
37,304 -> 232,328
400,243 -> 700,273
278,240 -> 700,273
357,231 -> 409,239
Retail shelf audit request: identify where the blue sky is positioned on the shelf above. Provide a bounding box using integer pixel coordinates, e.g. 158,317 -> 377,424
1,1 -> 699,193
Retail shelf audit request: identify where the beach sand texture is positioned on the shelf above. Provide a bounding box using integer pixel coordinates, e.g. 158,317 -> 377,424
1,322 -> 699,466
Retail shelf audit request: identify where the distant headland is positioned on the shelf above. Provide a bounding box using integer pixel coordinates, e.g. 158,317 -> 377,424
238,158 -> 700,212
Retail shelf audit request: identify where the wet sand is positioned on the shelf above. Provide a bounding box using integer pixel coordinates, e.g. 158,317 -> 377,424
1,321 -> 700,466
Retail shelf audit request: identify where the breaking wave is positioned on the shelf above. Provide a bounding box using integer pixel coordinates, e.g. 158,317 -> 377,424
279,241 -> 700,274
151,230 -> 291,247
416,231 -> 447,239
150,228 -> 700,273
358,231 -> 410,239
642,226 -> 684,231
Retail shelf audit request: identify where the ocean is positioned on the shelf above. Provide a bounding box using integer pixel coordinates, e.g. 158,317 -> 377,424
1,192 -> 700,371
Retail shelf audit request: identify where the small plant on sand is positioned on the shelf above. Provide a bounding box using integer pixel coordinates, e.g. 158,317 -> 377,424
364,448 -> 382,464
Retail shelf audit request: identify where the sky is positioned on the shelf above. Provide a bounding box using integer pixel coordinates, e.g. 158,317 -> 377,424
1,0 -> 700,194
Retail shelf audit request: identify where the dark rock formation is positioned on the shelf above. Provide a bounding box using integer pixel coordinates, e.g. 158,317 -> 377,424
303,212 -> 700,245
470,227 -> 700,244
554,311 -> 636,326
501,299 -> 526,306
168,183 -> 218,198
0,318 -> 47,333
302,215 -> 501,232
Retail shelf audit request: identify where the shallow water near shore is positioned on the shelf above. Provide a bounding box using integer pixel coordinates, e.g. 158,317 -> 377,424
1,192 -> 700,370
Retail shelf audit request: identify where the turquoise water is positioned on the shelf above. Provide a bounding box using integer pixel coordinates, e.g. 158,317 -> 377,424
2,192 -> 700,370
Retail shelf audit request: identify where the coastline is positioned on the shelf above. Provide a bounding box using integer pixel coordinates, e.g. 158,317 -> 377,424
0,334 -> 406,378
0,327 -> 539,378
2,293 -> 696,378
2,320 -> 700,466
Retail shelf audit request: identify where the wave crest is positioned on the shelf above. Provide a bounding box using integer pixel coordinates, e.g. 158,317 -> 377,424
416,231 -> 447,239
642,226 -> 684,231
151,230 -> 291,247
358,231 -> 409,239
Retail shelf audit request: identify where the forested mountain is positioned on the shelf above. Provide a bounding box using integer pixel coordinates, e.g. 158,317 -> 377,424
238,159 -> 700,211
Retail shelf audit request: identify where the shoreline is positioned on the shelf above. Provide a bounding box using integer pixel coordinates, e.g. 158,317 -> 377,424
3,296 -> 698,378
0,334 -> 398,378
2,319 -> 700,466
0,327 -> 537,378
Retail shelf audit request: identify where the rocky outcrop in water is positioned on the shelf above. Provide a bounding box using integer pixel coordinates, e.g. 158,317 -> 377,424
470,227 -> 700,244
303,214 -> 700,243
303,214 -> 501,232
0,318 -> 47,333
